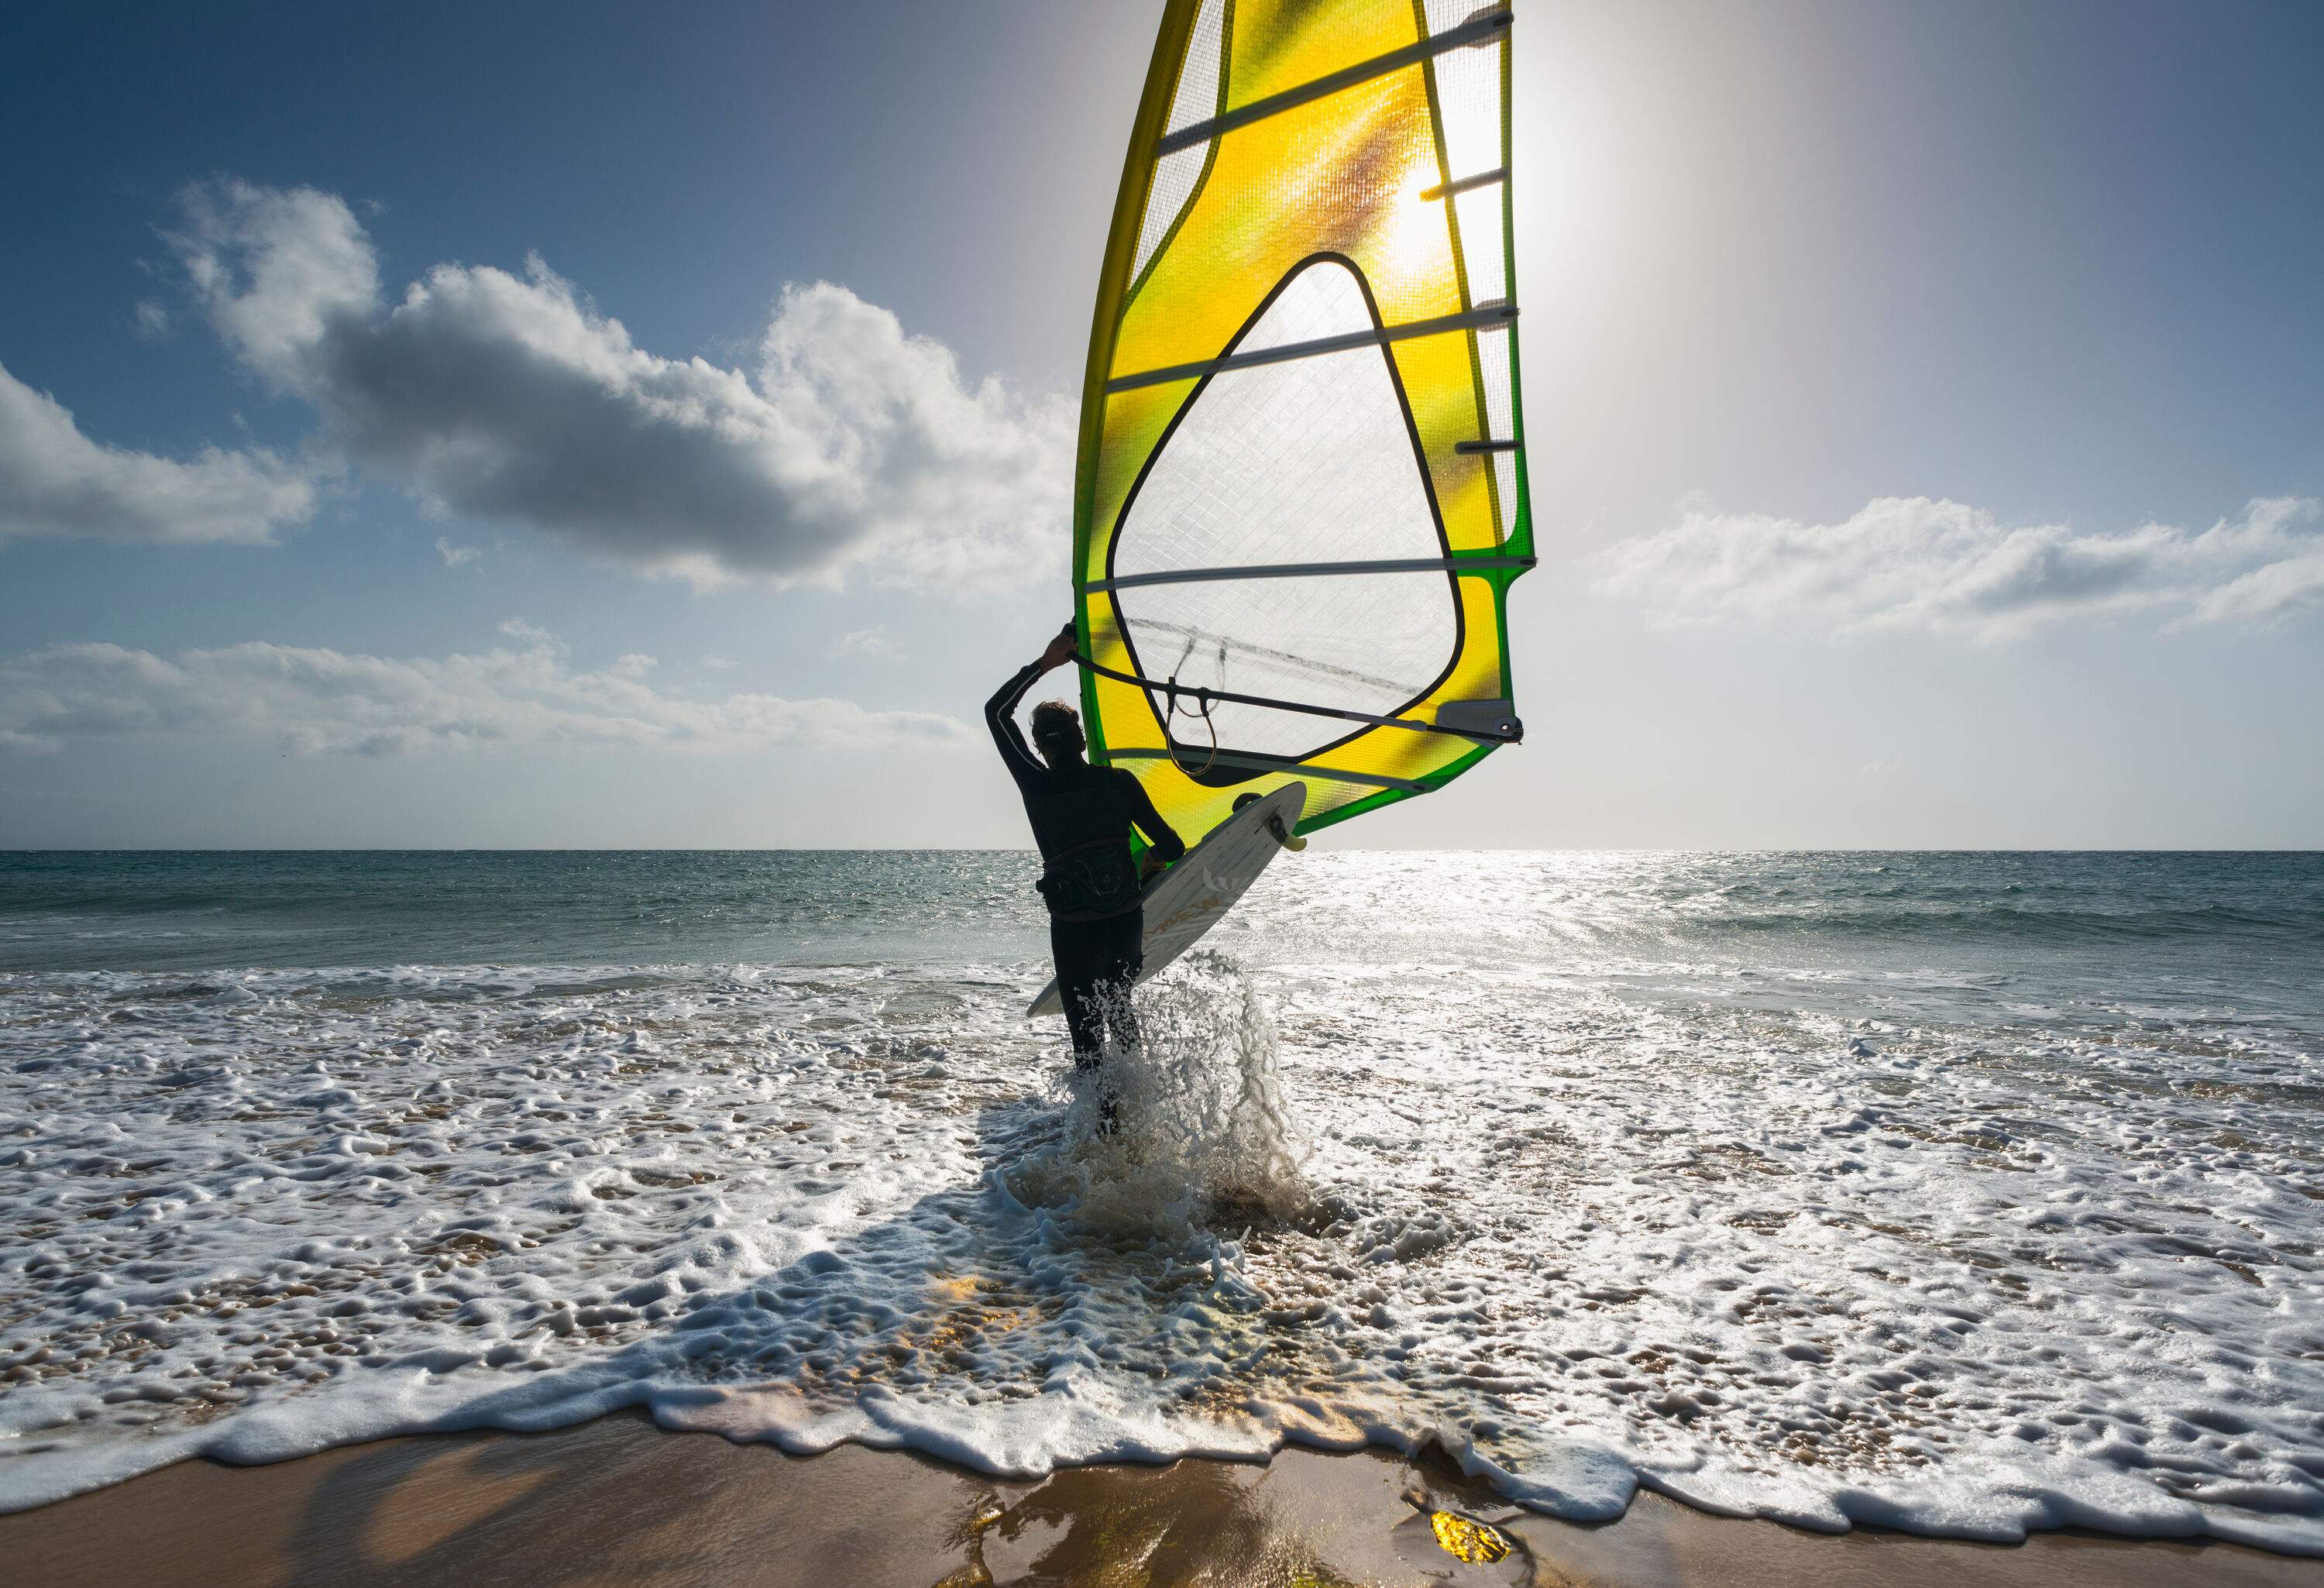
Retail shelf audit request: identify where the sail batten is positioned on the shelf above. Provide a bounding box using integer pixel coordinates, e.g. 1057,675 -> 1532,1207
1106,748 -> 1427,792
1105,300 -> 1518,393
1085,553 -> 1534,594
1074,0 -> 1534,845
1421,167 -> 1508,201
1153,7 -> 1514,156
1078,653 -> 1519,743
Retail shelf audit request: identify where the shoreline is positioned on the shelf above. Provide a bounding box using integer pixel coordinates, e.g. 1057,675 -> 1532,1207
5,1412 -> 2315,1587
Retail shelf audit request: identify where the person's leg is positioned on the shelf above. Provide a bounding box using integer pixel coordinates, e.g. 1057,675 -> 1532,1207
1097,908 -> 1145,1056
1050,916 -> 1105,1072
1098,912 -> 1147,1135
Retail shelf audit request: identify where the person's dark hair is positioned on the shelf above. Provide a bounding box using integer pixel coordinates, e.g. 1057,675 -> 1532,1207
1029,699 -> 1085,759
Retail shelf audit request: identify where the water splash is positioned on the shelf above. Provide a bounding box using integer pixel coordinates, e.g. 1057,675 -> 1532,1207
1012,952 -> 1310,1243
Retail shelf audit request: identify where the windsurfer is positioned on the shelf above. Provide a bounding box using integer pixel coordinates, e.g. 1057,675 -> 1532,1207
988,623 -> 1185,1119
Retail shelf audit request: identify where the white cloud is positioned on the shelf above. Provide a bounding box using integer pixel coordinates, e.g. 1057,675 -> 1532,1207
2187,523 -> 2324,625
0,629 -> 964,758
1593,495 -> 2324,639
0,359 -> 313,545
837,625 -> 897,658
497,617 -> 562,650
169,182 -> 380,393
435,534 -> 481,568
132,300 -> 170,340
167,179 -> 1071,589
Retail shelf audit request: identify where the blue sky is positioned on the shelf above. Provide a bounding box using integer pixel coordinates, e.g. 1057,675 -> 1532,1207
2,0 -> 2319,847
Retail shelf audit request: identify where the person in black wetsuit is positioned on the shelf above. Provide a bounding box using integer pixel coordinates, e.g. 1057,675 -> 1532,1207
988,624 -> 1186,1105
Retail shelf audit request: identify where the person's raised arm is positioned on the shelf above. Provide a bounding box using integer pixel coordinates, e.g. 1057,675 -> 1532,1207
985,622 -> 1078,792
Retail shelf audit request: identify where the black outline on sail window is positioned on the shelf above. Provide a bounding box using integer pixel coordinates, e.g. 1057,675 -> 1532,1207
1102,252 -> 1468,785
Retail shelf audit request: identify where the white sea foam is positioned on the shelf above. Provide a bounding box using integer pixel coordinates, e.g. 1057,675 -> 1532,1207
1016,954 -> 1310,1240
3,854 -> 2322,1555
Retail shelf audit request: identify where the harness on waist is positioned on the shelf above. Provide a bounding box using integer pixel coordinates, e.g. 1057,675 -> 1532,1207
1036,835 -> 1141,921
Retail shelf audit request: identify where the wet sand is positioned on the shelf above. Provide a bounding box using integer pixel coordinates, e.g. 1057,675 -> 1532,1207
5,1413 -> 2316,1587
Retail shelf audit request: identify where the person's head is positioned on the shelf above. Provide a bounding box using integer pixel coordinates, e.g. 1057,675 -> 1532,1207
1030,699 -> 1085,764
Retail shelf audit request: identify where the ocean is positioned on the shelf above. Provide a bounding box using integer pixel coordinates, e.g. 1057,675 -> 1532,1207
2,850 -> 2320,1552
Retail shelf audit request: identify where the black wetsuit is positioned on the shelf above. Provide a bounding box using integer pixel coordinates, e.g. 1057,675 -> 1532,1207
987,662 -> 1185,1069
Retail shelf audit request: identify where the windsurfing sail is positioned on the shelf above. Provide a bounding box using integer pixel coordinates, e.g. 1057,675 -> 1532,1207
1073,0 -> 1534,848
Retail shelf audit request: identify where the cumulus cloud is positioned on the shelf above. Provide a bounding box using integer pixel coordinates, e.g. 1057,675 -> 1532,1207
1594,495 -> 2324,639
166,179 -> 1071,588
170,182 -> 381,392
0,359 -> 313,545
0,628 -> 964,758
435,535 -> 480,567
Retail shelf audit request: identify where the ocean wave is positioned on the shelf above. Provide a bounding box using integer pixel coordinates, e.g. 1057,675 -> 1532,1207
1697,899 -> 2324,944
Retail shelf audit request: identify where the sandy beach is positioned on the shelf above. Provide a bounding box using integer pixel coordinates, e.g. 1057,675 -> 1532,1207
6,1412 -> 2315,1588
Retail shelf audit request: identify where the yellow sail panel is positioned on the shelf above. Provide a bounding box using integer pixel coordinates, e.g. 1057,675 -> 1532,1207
1228,0 -> 1423,111
1074,0 -> 1532,845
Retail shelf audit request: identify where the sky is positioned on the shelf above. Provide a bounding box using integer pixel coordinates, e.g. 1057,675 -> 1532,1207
2,0 -> 2319,849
